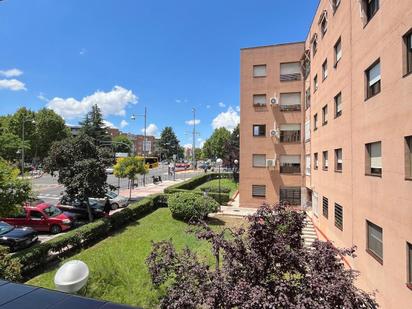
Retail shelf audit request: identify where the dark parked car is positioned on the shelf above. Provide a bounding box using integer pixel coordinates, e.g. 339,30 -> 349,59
0,221 -> 38,251
56,196 -> 107,221
1,203 -> 73,234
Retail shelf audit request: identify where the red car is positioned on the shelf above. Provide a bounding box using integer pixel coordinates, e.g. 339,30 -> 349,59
1,203 -> 73,234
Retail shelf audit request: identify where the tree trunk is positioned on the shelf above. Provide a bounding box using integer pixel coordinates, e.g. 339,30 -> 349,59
86,198 -> 93,222
129,178 -> 133,200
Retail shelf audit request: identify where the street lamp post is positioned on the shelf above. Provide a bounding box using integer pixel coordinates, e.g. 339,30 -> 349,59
131,107 -> 147,186
216,158 -> 223,206
21,118 -> 35,176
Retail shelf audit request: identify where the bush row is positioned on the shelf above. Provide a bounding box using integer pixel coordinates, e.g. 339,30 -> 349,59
168,192 -> 219,221
164,173 -> 232,204
12,194 -> 168,278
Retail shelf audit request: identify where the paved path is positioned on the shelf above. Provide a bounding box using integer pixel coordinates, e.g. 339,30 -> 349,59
119,179 -> 183,199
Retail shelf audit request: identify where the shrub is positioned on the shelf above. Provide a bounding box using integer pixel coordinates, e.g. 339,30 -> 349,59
168,192 -> 219,222
0,246 -> 21,281
198,184 -> 231,193
164,173 -> 232,193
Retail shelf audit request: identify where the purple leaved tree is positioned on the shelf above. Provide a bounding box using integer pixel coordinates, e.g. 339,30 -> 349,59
146,203 -> 378,308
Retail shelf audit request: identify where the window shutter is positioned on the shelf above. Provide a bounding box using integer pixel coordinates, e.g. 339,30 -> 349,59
280,93 -> 301,106
336,94 -> 342,112
337,150 -> 343,163
252,185 -> 266,197
336,41 -> 342,61
280,124 -> 300,131
370,142 -> 382,168
368,62 -> 381,86
253,154 -> 266,167
253,95 -> 266,105
280,155 -> 300,164
306,155 -> 311,176
253,65 -> 266,77
253,126 -> 260,136
280,62 -> 301,75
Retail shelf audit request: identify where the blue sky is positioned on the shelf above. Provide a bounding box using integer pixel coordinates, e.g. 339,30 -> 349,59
0,0 -> 318,148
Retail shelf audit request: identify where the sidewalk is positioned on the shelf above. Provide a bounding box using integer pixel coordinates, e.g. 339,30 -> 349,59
119,179 -> 183,200
211,194 -> 258,217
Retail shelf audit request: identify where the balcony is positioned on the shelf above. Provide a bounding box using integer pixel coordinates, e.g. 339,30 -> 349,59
280,164 -> 301,174
280,131 -> 301,143
280,73 -> 301,82
280,104 -> 301,112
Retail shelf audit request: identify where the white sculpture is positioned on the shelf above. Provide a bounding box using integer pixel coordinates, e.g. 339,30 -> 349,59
54,260 -> 89,293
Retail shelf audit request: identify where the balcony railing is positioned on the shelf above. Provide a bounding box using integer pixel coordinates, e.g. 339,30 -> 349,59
280,104 -> 301,112
280,165 -> 301,174
280,73 -> 302,81
280,131 -> 301,143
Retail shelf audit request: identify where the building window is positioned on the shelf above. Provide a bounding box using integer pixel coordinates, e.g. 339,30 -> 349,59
253,94 -> 266,107
322,59 -> 328,80
319,10 -> 328,37
334,37 -> 342,66
331,0 -> 341,13
334,203 -> 343,230
279,155 -> 301,174
366,141 -> 382,176
253,154 -> 266,168
408,242 -> 412,285
322,197 -> 328,218
365,60 -> 381,99
279,124 -> 301,143
314,113 -> 318,131
314,153 -> 319,170
280,187 -> 301,205
305,88 -> 311,109
252,185 -> 266,197
306,155 -> 311,176
322,105 -> 328,125
335,148 -> 343,172
323,151 -> 328,171
280,62 -> 301,81
305,120 -> 311,142
403,30 -> 412,76
312,34 -> 318,56
367,220 -> 383,263
279,92 -> 301,111
405,136 -> 412,179
334,92 -> 342,118
363,0 -> 379,23
314,75 -> 318,91
253,125 -> 266,137
253,65 -> 267,77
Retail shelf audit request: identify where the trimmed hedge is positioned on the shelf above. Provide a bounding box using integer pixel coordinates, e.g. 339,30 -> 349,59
164,173 -> 232,204
168,192 -> 219,221
12,193 -> 167,278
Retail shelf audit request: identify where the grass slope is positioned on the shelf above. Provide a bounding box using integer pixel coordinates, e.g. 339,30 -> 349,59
27,208 -> 242,308
195,178 -> 238,197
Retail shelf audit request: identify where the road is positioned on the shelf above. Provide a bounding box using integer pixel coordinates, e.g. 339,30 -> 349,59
33,165 -> 203,204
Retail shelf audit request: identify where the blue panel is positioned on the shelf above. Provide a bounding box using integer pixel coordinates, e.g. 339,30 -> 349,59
0,283 -> 36,306
0,287 -> 69,309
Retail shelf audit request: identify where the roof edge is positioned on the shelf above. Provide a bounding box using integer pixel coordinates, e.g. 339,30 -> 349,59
240,41 -> 305,51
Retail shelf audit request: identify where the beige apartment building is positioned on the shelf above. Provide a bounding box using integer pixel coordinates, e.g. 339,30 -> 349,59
239,0 -> 412,308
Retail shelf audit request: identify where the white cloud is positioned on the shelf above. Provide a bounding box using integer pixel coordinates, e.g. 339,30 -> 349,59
141,123 -> 159,137
185,119 -> 200,126
47,86 -> 138,119
120,120 -> 129,129
236,105 -> 240,112
218,102 -> 226,108
199,140 -> 205,148
38,92 -> 48,102
183,144 -> 192,149
197,137 -> 203,142
103,120 -> 116,128
0,79 -> 27,91
0,68 -> 23,78
211,106 -> 240,131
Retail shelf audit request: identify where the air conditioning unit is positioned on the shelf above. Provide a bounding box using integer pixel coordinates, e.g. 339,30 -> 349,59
270,97 -> 278,106
266,159 -> 275,169
270,129 -> 280,139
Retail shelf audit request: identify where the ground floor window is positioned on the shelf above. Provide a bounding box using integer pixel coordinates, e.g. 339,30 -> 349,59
280,187 -> 301,205
322,197 -> 328,218
334,203 -> 343,230
252,185 -> 266,197
366,220 -> 383,264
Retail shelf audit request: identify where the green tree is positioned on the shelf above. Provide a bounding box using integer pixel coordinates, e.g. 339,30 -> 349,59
202,127 -> 231,161
44,133 -> 111,221
35,108 -> 69,160
0,133 -> 27,162
112,135 -> 133,153
8,107 -> 36,160
113,157 -> 147,199
0,159 -> 32,217
226,124 -> 240,164
80,104 -> 111,144
157,127 -> 180,160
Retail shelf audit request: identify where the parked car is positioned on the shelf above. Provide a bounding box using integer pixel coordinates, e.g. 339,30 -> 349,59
0,221 -> 38,251
105,167 -> 114,174
90,191 -> 128,210
56,196 -> 107,221
1,203 -> 73,234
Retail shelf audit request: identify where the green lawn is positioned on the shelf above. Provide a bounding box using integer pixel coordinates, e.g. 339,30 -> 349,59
195,178 -> 238,197
27,208 -> 240,308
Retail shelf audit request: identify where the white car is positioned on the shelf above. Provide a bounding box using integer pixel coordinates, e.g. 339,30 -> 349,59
90,192 -> 128,210
105,167 -> 114,174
